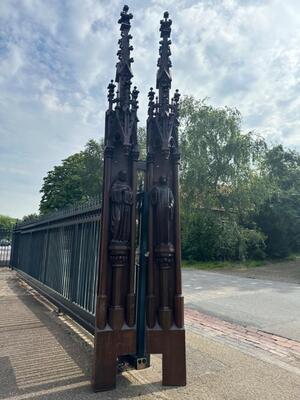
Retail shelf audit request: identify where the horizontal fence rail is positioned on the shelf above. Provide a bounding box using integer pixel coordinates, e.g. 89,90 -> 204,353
10,199 -> 101,333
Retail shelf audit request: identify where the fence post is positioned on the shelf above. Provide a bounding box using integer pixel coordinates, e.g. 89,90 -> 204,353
70,224 -> 79,303
42,227 -> 50,284
9,228 -> 16,268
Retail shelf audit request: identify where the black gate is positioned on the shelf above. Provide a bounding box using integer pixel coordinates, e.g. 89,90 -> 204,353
10,199 -> 101,333
0,228 -> 13,267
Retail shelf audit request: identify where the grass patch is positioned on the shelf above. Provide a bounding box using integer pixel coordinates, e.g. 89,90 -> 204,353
182,259 -> 266,270
182,254 -> 300,271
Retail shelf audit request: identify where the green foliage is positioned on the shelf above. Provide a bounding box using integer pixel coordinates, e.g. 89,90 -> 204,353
182,259 -> 265,270
21,213 -> 39,223
182,211 -> 235,261
263,145 -> 300,189
0,215 -> 17,230
179,96 -> 269,261
255,145 -> 300,258
40,139 -> 104,214
238,228 -> 267,260
181,210 -> 266,262
179,96 -> 268,215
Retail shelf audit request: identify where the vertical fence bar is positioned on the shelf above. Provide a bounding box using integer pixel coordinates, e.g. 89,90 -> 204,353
9,201 -> 101,324
70,224 -> 79,303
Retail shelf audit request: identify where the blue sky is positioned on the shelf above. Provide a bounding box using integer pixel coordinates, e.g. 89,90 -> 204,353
1,0 -> 300,218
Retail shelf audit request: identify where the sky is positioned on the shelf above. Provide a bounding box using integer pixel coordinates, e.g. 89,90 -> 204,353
1,0 -> 300,218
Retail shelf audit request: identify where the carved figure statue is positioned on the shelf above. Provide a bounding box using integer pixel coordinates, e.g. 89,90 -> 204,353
151,176 -> 174,245
110,170 -> 133,242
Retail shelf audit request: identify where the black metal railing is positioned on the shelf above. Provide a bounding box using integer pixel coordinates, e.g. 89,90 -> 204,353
0,228 -> 13,267
10,198 -> 101,332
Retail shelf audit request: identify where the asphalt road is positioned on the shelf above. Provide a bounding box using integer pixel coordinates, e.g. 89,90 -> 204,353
183,268 -> 300,341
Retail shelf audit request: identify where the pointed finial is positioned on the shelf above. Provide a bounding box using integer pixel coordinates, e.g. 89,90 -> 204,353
148,87 -> 155,104
107,79 -> 116,107
174,89 -> 180,104
131,86 -> 139,110
115,5 -> 134,108
156,11 -> 172,112
160,11 -> 172,38
118,5 -> 132,30
148,87 -> 155,117
172,89 -> 180,117
132,85 -> 139,98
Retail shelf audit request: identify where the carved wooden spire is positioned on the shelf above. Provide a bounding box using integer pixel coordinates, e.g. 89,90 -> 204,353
105,5 -> 139,154
156,11 -> 172,114
116,5 -> 134,110
147,11 -> 180,159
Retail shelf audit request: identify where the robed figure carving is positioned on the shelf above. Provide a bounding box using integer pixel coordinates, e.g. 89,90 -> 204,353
110,170 -> 133,243
151,176 -> 174,246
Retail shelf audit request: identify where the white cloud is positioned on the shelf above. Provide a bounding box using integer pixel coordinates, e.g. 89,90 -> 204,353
41,92 -> 72,113
0,44 -> 24,81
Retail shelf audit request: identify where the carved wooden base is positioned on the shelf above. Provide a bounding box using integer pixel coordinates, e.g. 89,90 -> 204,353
158,307 -> 172,330
92,329 -> 136,392
126,293 -> 136,327
146,328 -> 186,386
146,294 -> 156,328
174,294 -> 184,328
108,306 -> 124,330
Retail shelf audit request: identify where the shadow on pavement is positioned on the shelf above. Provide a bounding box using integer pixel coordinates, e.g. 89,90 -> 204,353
0,270 -> 173,400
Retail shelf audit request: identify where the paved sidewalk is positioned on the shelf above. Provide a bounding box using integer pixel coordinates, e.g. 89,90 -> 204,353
185,309 -> 300,374
1,268 -> 300,400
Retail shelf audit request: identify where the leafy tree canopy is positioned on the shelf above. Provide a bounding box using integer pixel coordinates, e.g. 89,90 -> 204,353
255,145 -> 300,257
0,215 -> 17,230
21,213 -> 39,223
179,96 -> 269,215
39,139 -> 104,214
178,97 -> 273,261
263,144 -> 300,190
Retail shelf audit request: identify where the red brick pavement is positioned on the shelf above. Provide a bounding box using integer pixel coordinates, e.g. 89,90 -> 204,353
185,308 -> 300,366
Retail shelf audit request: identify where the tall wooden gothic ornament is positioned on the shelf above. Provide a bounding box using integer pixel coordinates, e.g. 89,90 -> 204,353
146,11 -> 187,386
92,5 -> 139,391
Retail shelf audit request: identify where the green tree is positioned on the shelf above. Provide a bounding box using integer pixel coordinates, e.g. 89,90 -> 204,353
40,139 -> 104,214
255,145 -> 300,257
0,215 -> 17,230
179,97 -> 269,261
21,213 -> 39,223
180,96 -> 268,213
